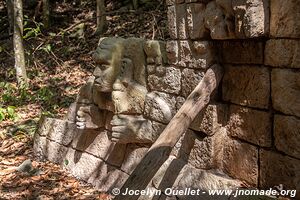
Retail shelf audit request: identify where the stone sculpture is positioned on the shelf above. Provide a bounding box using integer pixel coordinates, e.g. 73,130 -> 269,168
66,37 -> 171,144
34,37 -> 242,198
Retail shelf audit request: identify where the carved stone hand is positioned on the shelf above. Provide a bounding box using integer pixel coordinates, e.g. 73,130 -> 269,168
76,105 -> 104,129
110,114 -> 153,144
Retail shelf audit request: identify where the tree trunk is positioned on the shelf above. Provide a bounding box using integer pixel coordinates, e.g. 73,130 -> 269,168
13,0 -> 28,85
6,0 -> 14,34
132,0 -> 138,10
95,0 -> 106,35
114,64 -> 223,200
42,0 -> 50,28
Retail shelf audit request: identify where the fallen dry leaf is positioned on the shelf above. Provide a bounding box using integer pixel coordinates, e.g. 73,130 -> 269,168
0,167 -> 17,175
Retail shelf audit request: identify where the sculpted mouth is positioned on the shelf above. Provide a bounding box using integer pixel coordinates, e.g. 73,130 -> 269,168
93,80 -> 113,92
113,83 -> 126,92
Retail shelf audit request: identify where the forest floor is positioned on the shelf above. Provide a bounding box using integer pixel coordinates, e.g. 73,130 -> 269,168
0,0 -> 168,199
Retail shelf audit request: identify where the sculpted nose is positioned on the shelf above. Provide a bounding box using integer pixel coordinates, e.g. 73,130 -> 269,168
93,67 -> 102,77
113,79 -> 126,91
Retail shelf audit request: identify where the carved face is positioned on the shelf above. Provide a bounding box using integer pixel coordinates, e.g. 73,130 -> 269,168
92,38 -> 148,114
92,38 -> 124,92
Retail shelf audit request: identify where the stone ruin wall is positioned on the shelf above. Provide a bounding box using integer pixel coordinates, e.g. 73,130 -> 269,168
166,0 -> 300,193
33,0 -> 300,199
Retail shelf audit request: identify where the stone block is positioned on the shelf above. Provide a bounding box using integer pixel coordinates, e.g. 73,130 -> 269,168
151,156 -> 184,190
121,144 -> 148,174
176,96 -> 185,111
33,134 -> 47,160
203,0 -> 269,39
167,6 -> 177,39
271,69 -> 300,117
166,41 -> 179,65
166,0 -> 175,6
260,150 -> 300,193
172,129 -> 226,170
190,104 -> 228,136
148,66 -> 181,94
181,68 -> 204,97
221,41 -> 264,64
92,164 -> 129,192
274,115 -> 300,159
223,138 -> 258,186
178,40 -> 192,67
270,0 -> 300,38
176,4 -> 188,39
204,1 -> 235,39
144,40 -> 167,65
186,3 -> 208,39
232,0 -> 269,38
36,117 -> 76,146
175,167 -> 242,200
145,91 -> 177,123
227,105 -> 272,147
222,65 -> 270,109
64,148 -> 103,182
33,136 -> 68,164
265,39 -> 300,68
71,129 -> 127,167
188,130 -> 226,169
179,41 -> 217,69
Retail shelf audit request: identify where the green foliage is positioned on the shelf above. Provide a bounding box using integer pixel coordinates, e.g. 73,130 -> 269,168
0,81 -> 59,122
0,106 -> 18,122
23,16 -> 43,40
64,159 -> 69,166
0,82 -> 30,105
41,44 -> 52,54
36,87 -> 54,102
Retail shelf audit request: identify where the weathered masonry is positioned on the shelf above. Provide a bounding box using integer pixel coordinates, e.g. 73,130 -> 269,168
167,0 -> 300,193
34,0 -> 300,199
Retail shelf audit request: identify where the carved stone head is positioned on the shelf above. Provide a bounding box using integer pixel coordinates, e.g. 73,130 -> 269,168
92,37 -> 148,114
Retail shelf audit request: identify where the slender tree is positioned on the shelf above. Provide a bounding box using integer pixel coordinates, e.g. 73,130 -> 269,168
42,0 -> 50,28
6,0 -> 13,34
95,0 -> 106,35
13,0 -> 28,85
